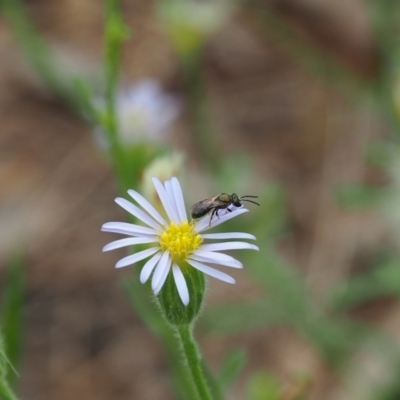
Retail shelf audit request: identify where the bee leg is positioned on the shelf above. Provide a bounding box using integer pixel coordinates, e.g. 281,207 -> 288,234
209,208 -> 218,227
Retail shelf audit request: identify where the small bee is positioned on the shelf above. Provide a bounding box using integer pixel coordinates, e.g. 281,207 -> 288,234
191,193 -> 259,226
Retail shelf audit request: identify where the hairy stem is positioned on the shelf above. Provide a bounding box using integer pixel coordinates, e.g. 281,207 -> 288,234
176,325 -> 213,400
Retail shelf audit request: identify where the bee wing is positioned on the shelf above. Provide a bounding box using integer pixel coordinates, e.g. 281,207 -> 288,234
191,197 -> 214,212
191,197 -> 216,210
191,196 -> 225,218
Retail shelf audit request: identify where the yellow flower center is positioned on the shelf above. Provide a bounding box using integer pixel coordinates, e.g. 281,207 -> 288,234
159,221 -> 203,265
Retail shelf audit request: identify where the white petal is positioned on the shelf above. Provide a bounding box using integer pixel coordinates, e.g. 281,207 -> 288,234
189,250 -> 243,268
103,236 -> 158,251
164,179 -> 180,222
172,264 -> 189,305
140,252 -> 162,283
200,242 -> 259,252
115,247 -> 159,268
195,208 -> 249,232
128,189 -> 166,226
152,177 -> 178,223
151,251 -> 171,293
171,177 -> 187,222
115,198 -> 161,230
187,259 -> 235,284
201,232 -> 256,240
102,221 -> 156,236
154,265 -> 171,295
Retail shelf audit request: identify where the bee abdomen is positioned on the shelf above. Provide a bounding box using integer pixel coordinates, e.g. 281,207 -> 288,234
191,205 -> 209,219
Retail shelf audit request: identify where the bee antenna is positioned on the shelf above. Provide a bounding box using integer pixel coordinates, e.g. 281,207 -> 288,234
241,199 -> 260,206
241,195 -> 259,199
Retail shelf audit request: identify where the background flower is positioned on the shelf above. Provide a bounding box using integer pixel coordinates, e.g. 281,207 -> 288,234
94,79 -> 181,148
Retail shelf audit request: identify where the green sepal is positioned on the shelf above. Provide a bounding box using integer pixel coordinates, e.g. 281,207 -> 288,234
157,264 -> 205,326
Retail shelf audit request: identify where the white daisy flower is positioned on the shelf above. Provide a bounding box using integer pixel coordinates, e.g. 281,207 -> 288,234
102,177 -> 258,306
94,79 -> 181,148
116,80 -> 181,143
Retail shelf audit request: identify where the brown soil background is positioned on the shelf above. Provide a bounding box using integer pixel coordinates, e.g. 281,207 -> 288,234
1,1 -> 399,399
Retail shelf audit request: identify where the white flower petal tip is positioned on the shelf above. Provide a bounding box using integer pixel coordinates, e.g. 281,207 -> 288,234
187,259 -> 236,284
115,247 -> 159,268
151,177 -> 179,223
151,176 -> 161,185
127,188 -> 166,226
190,250 -> 243,269
140,253 -> 162,284
102,237 -> 158,252
171,177 -> 187,222
164,179 -> 181,222
101,221 -> 156,236
152,252 -> 171,294
100,223 -> 109,232
114,197 -> 161,230
173,265 -> 190,306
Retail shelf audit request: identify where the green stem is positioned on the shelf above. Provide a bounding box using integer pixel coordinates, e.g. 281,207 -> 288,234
1,249 -> 25,389
0,380 -> 19,400
365,0 -> 400,141
103,0 -> 131,192
176,325 -> 213,400
102,4 -> 202,398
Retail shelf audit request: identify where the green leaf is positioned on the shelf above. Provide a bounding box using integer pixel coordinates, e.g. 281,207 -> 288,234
245,371 -> 280,400
218,347 -> 247,392
72,78 -> 98,122
1,0 -> 83,110
329,256 -> 400,311
237,248 -> 369,366
366,140 -> 397,166
0,379 -> 19,400
1,249 -> 25,389
335,183 -> 388,209
201,299 -> 286,335
246,247 -> 309,315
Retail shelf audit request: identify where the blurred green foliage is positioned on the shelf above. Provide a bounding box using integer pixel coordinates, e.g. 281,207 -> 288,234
217,347 -> 247,393
245,371 -> 281,400
0,250 -> 25,400
2,0 -> 400,398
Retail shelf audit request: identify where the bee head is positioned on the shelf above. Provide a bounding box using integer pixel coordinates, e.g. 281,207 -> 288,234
231,193 -> 242,207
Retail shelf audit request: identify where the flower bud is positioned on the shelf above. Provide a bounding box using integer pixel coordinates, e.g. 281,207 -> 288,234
157,263 -> 205,326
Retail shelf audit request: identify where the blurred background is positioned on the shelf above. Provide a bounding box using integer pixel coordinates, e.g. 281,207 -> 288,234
2,0 -> 400,399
